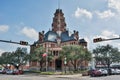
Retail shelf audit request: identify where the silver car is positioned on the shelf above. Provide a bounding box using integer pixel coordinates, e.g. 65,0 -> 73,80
6,69 -> 13,74
98,69 -> 108,76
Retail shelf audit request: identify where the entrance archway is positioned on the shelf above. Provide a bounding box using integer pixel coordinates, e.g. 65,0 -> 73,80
55,59 -> 62,70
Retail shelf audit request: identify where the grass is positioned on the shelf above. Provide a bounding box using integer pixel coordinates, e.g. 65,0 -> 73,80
23,70 -> 41,74
24,70 -> 88,75
24,70 -> 55,75
40,72 -> 55,75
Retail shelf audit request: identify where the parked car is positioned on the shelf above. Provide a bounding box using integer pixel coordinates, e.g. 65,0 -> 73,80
114,68 -> 120,74
0,69 -> 3,74
107,68 -> 117,75
2,69 -> 6,74
6,69 -> 13,75
98,69 -> 108,76
88,69 -> 102,77
13,69 -> 23,75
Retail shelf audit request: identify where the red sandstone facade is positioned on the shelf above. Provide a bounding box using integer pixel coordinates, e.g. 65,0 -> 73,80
30,9 -> 87,71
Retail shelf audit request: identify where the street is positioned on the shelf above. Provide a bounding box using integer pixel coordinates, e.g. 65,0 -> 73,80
0,74 -> 120,80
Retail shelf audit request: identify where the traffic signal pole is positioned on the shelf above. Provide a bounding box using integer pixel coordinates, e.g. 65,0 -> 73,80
0,40 -> 20,44
0,39 -> 30,46
93,37 -> 120,43
102,37 -> 120,41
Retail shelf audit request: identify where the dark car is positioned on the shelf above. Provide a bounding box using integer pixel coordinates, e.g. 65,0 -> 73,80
89,69 -> 102,77
13,70 -> 23,75
2,69 -> 6,74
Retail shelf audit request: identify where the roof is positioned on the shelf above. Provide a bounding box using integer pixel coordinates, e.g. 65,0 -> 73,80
44,31 -> 58,42
61,31 -> 75,42
43,30 -> 75,42
79,39 -> 87,43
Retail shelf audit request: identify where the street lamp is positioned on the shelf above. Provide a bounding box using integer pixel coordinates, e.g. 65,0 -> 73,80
64,57 -> 67,74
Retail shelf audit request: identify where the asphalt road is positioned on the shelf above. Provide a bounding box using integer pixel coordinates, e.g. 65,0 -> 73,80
0,74 -> 120,80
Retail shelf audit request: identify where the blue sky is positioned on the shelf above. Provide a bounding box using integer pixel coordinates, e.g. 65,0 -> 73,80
0,0 -> 120,54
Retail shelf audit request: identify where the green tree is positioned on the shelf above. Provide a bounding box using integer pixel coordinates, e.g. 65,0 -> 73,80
30,46 -> 53,71
60,45 -> 91,71
11,47 -> 29,69
78,49 -> 92,70
93,44 -> 120,68
0,52 -> 13,68
0,47 -> 29,69
30,46 -> 45,71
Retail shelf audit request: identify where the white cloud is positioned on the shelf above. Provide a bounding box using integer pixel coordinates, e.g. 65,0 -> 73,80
108,0 -> 120,12
21,27 -> 38,40
74,7 -> 93,19
0,25 -> 9,32
101,30 -> 119,38
93,30 -> 119,39
96,10 -> 115,19
93,30 -> 120,47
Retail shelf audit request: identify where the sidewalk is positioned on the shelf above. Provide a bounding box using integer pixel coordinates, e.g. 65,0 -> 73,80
24,72 -> 83,78
49,74 -> 82,78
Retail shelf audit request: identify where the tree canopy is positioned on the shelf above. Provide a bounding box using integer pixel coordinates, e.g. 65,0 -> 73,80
93,44 -> 120,68
60,45 -> 92,71
30,45 -> 53,71
0,47 -> 29,69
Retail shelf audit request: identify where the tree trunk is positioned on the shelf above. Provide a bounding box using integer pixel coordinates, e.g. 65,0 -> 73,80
39,61 -> 43,71
74,60 -> 77,71
70,60 -> 78,71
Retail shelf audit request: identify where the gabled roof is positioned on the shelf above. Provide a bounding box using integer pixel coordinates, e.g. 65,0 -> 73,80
79,39 -> 87,43
61,31 -> 75,42
44,31 -> 58,42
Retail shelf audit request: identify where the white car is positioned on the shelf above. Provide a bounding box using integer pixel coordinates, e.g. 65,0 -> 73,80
110,68 -> 116,75
98,69 -> 108,76
114,69 -> 120,74
0,69 -> 3,73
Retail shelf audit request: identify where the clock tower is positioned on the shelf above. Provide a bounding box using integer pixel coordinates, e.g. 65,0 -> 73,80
52,9 -> 66,36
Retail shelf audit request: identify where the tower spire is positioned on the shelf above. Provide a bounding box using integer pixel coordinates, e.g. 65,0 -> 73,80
52,2 -> 67,33
58,0 -> 60,9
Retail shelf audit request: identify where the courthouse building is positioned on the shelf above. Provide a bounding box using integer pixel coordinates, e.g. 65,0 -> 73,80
30,8 -> 88,71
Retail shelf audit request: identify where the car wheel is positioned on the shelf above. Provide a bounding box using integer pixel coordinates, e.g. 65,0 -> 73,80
91,74 -> 95,77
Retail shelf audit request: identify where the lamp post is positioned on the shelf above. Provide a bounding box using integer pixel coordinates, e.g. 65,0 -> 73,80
64,57 -> 67,74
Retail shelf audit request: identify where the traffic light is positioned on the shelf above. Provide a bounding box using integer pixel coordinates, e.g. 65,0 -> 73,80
93,38 -> 103,43
20,41 -> 28,45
